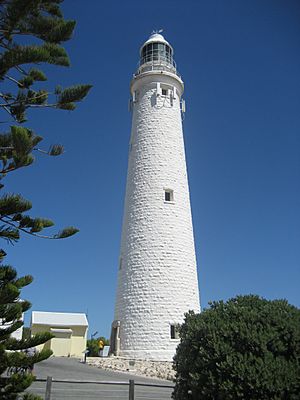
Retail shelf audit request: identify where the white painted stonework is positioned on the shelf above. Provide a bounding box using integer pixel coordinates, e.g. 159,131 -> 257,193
112,33 -> 200,361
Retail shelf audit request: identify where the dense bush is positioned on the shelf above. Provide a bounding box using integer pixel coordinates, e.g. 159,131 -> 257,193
173,295 -> 300,399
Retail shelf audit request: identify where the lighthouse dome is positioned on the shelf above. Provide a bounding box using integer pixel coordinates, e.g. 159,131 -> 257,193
140,33 -> 173,50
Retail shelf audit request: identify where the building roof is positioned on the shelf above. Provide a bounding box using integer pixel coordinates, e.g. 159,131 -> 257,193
31,311 -> 88,327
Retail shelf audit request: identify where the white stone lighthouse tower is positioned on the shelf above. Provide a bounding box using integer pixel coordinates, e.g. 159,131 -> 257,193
111,33 -> 200,361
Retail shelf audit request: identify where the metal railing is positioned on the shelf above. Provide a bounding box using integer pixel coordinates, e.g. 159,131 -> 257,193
34,376 -> 174,400
135,62 -> 181,79
135,54 -> 181,79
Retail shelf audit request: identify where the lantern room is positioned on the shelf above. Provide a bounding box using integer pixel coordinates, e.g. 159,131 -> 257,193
138,32 -> 177,75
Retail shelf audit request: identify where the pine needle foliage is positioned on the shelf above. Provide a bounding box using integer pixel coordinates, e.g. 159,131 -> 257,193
0,265 -> 53,400
173,295 -> 300,400
0,0 -> 92,242
0,0 -> 92,123
0,1 -> 91,398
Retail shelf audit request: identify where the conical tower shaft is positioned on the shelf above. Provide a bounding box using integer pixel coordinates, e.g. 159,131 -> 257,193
111,33 -> 200,361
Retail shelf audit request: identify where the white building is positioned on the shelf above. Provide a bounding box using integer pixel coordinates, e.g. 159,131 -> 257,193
111,33 -> 200,361
31,311 -> 88,358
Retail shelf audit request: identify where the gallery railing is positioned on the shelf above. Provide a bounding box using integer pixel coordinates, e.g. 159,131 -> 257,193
135,54 -> 181,79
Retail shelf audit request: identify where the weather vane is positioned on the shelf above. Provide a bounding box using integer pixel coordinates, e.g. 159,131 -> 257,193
151,29 -> 164,34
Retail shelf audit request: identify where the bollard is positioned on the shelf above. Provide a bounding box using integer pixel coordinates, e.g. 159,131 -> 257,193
45,376 -> 52,400
129,379 -> 135,400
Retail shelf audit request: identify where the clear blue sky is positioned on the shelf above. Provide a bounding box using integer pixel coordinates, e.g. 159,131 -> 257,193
5,0 -> 300,338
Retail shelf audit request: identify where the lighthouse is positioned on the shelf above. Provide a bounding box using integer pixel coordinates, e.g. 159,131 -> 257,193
111,32 -> 200,361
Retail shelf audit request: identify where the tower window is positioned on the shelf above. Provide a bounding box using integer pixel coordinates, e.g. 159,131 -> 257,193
164,189 -> 174,202
119,257 -> 123,270
132,90 -> 138,103
170,324 -> 180,339
161,88 -> 168,96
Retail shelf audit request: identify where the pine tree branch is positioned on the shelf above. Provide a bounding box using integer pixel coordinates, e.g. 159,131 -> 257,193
14,65 -> 28,76
0,91 -> 18,121
2,105 -> 15,119
0,91 -> 50,107
0,92 -> 17,101
33,145 -> 64,156
0,29 -> 36,36
0,216 -> 54,239
4,74 -> 23,86
0,215 -> 78,240
0,164 -> 26,174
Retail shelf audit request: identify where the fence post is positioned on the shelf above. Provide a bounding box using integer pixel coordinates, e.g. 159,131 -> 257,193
129,379 -> 135,400
45,376 -> 52,400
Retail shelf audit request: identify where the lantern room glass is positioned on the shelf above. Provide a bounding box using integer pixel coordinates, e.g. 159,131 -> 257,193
140,42 -> 173,66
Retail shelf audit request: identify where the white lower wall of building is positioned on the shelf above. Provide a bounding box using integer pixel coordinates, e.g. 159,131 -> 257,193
120,348 -> 180,362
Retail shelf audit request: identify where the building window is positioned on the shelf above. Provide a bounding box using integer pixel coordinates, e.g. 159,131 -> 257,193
170,324 -> 180,339
119,257 -> 123,270
164,189 -> 174,202
161,88 -> 168,96
132,90 -> 138,103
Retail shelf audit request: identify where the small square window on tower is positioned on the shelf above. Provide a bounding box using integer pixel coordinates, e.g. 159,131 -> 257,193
164,189 -> 174,202
161,88 -> 168,96
170,324 -> 180,340
132,90 -> 138,103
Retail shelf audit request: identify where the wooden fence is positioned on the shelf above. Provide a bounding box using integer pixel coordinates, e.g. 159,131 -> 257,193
34,376 -> 174,399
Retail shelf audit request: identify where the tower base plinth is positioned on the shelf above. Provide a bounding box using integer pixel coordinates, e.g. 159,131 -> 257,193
119,347 -> 179,362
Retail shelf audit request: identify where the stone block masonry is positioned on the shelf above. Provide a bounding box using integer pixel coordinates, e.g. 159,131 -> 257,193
112,33 -> 200,361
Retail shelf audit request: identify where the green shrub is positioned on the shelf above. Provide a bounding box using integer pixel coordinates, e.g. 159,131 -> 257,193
173,295 -> 300,399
